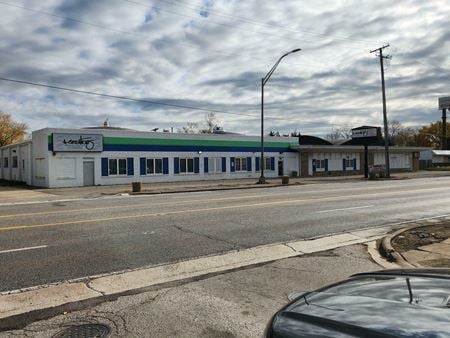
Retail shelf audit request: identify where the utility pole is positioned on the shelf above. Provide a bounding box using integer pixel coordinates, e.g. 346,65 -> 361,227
370,44 -> 391,178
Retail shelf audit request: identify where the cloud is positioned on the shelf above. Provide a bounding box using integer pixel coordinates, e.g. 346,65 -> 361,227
0,0 -> 449,137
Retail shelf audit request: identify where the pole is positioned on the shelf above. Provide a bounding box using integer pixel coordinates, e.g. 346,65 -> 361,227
442,108 -> 447,150
371,45 -> 391,178
364,143 -> 369,178
259,78 -> 265,184
257,48 -> 301,184
380,48 -> 390,178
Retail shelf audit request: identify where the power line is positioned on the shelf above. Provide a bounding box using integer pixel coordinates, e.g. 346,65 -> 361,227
124,0 -> 384,47
0,76 -> 250,117
0,76 -> 291,120
120,0 -> 378,51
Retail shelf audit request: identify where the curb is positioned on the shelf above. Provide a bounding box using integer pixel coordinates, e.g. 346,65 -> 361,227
378,218 -> 450,267
379,228 -> 415,267
0,227 -> 387,331
129,182 -> 296,195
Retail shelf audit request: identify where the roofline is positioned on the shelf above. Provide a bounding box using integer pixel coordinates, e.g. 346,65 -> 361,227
292,145 -> 430,152
0,139 -> 32,149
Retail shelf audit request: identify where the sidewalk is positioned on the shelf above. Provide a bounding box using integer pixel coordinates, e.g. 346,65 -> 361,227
389,221 -> 450,267
2,170 -> 449,204
0,244 -> 380,338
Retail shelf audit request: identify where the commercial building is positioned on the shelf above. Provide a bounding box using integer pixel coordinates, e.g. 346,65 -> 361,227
0,126 -> 425,188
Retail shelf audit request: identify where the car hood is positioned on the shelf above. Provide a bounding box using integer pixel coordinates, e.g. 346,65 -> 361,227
272,292 -> 450,338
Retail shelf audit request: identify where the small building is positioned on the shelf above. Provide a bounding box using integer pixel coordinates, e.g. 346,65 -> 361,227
419,150 -> 450,167
0,126 -> 427,187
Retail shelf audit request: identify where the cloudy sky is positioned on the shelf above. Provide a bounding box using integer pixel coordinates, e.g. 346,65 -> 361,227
0,0 -> 449,136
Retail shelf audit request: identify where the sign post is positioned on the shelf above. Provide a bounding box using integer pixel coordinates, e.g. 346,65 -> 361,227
351,127 -> 381,179
439,97 -> 450,150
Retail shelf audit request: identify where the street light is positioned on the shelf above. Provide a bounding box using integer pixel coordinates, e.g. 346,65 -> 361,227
257,48 -> 301,184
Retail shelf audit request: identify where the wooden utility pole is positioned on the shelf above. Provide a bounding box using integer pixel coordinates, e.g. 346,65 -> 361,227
370,44 -> 391,178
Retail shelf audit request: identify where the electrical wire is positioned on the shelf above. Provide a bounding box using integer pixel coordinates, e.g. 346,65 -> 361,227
0,76 -> 292,121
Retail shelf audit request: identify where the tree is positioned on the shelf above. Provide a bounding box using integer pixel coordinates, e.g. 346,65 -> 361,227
0,112 -> 28,147
417,121 -> 450,148
325,124 -> 352,141
179,113 -> 221,134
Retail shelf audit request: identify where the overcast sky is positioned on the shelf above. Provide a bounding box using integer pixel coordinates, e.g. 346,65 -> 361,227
0,0 -> 449,136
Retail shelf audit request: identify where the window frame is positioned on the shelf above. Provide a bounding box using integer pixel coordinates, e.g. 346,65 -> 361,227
208,157 -> 222,174
179,158 -> 195,174
108,158 -> 127,176
12,156 -> 18,168
235,157 -> 247,172
3,157 -> 9,168
146,158 -> 163,175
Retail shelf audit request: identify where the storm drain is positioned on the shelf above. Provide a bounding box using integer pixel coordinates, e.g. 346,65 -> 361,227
53,324 -> 110,338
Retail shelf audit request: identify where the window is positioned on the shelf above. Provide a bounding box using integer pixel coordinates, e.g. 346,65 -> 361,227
180,158 -> 195,174
109,158 -> 127,176
256,157 -> 272,171
3,157 -> 8,168
146,158 -> 163,174
345,159 -> 355,168
235,157 -> 247,172
12,156 -> 18,168
264,157 -> 272,171
208,157 -> 222,174
316,159 -> 326,169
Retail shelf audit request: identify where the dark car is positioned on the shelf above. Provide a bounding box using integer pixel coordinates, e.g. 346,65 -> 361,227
264,269 -> 450,338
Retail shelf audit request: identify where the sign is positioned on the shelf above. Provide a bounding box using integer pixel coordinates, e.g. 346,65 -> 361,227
351,128 -> 378,139
439,96 -> 450,110
53,133 -> 103,152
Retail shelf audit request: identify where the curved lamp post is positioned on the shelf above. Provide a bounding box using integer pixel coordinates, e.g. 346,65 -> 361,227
258,48 -> 301,184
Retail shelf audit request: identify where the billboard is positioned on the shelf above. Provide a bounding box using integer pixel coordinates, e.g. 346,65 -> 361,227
53,133 -> 103,152
351,128 -> 378,139
439,97 -> 450,110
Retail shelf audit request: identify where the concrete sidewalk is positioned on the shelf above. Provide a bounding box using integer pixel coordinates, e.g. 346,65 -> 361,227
2,170 -> 449,204
0,244 -> 380,338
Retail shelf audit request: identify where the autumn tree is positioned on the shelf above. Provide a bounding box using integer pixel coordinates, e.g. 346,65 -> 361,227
417,121 -> 450,148
0,112 -> 28,147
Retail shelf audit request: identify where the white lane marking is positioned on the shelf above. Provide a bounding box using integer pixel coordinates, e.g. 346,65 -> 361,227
316,205 -> 373,214
0,245 -> 48,254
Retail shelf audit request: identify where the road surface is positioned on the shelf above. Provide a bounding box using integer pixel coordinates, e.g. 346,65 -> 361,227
0,177 -> 449,292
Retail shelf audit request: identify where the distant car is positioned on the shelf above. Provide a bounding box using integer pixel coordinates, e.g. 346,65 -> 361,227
264,269 -> 450,338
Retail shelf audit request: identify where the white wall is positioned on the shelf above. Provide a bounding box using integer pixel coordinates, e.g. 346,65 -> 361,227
308,152 -> 360,175
0,142 -> 32,184
45,151 -> 290,188
374,153 -> 411,169
31,129 -> 51,187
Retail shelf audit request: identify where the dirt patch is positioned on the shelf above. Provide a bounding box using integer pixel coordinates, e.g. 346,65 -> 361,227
391,223 -> 450,253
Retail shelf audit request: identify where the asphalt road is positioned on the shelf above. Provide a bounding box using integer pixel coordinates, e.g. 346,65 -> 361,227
1,177 -> 449,292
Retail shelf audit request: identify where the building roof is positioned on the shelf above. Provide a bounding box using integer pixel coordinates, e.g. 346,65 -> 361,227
432,150 -> 450,156
298,135 -> 332,145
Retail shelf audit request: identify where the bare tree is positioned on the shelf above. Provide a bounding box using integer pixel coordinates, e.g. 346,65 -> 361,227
0,112 -> 28,147
179,113 -> 221,134
325,124 -> 352,141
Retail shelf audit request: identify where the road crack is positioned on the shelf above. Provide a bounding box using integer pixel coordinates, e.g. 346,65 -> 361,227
171,224 -> 240,249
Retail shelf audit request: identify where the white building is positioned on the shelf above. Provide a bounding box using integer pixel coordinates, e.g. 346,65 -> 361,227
0,127 -> 425,188
419,150 -> 450,167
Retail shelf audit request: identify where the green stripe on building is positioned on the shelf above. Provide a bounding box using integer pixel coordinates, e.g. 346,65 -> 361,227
48,135 -> 296,148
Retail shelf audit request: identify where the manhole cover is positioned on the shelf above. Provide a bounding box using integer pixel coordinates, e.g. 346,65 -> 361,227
53,324 -> 110,338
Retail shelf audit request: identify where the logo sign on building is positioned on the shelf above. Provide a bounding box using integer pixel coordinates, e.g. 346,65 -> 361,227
351,128 -> 378,139
53,133 -> 103,152
439,96 -> 450,110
